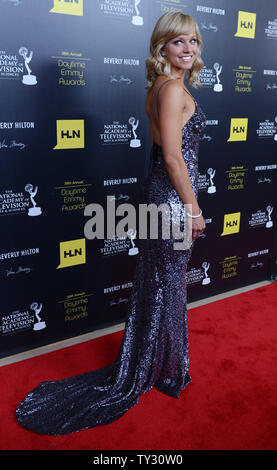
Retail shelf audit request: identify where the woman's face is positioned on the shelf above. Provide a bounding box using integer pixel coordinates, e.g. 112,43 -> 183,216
161,32 -> 199,75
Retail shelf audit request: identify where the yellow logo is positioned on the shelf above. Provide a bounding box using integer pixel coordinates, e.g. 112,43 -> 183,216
235,11 -> 256,39
221,213 -> 241,236
50,0 -> 83,16
57,238 -> 86,269
54,119 -> 84,150
227,118 -> 248,142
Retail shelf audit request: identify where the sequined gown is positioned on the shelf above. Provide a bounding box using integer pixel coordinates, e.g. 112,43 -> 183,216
16,82 -> 207,435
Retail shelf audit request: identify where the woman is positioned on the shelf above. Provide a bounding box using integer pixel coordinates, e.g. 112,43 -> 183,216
16,11 -> 206,435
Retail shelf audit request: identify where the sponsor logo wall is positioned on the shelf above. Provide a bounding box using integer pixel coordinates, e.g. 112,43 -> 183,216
0,0 -> 276,358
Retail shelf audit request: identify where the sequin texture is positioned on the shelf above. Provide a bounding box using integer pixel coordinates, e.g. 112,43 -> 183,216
16,98 -> 207,435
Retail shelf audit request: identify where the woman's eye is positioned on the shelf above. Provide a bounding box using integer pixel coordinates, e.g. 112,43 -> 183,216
174,38 -> 197,45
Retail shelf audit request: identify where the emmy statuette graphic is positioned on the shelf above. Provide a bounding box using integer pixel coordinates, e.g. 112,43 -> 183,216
132,0 -> 144,26
25,184 -> 42,216
127,229 -> 139,255
19,46 -> 37,85
207,168 -> 216,193
202,261 -> 211,285
213,63 -> 223,92
129,116 -> 141,148
31,302 -> 46,331
265,205 -> 273,228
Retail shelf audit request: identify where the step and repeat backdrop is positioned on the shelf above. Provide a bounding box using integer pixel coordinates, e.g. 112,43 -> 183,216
0,0 -> 276,358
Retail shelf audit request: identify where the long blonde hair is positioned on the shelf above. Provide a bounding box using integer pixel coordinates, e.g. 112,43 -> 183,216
146,11 -> 204,89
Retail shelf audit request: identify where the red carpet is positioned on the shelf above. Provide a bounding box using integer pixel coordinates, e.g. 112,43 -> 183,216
1,283 -> 276,450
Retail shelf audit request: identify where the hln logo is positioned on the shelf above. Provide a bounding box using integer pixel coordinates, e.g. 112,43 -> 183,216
61,129 -> 80,139
50,0 -> 83,16
221,213 -> 241,236
54,119 -> 85,149
234,11 -> 256,39
57,238 -> 86,268
227,118 -> 248,142
65,247 -> 82,257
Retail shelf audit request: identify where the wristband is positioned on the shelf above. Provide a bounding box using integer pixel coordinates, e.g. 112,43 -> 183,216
186,208 -> 202,218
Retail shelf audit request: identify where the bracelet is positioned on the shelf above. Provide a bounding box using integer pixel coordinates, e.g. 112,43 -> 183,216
186,208 -> 202,218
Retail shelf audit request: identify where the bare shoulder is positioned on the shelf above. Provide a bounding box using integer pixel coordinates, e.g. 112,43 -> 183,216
158,79 -> 185,107
158,79 -> 184,100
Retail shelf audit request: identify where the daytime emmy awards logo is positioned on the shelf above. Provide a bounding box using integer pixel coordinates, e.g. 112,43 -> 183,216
31,302 -> 46,331
207,168 -> 216,193
19,47 -> 37,85
25,184 -> 42,216
129,117 -> 141,147
213,63 -> 223,92
132,0 -> 143,26
127,228 -> 139,255
266,205 -> 274,228
202,261 -> 211,285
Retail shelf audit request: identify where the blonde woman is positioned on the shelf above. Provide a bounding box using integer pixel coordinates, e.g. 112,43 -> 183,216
145,10 -> 206,240
16,12 -> 207,435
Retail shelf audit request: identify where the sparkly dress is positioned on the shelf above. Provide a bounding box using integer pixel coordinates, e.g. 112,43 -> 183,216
16,81 -> 207,435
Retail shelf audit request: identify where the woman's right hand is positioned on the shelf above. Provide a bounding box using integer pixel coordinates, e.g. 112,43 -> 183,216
191,214 -> 206,242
